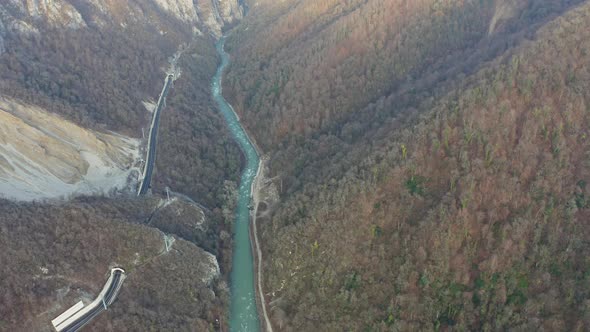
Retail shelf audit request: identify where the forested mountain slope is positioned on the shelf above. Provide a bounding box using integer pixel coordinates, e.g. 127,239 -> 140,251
0,197 -> 230,331
226,0 -> 590,330
227,0 -> 583,193
0,1 -> 245,330
0,0 -> 243,206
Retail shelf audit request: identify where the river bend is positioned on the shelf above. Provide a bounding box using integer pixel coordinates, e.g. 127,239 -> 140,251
212,37 -> 261,332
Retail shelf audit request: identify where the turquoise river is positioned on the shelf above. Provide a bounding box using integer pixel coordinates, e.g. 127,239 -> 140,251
212,37 -> 261,331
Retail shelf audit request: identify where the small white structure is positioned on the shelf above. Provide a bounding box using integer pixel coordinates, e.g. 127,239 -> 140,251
51,268 -> 126,331
51,301 -> 84,329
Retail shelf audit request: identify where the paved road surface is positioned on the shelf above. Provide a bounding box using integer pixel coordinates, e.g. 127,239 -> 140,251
138,74 -> 174,195
55,269 -> 125,332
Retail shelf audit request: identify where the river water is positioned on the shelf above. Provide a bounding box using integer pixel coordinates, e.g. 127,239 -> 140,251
212,37 -> 261,332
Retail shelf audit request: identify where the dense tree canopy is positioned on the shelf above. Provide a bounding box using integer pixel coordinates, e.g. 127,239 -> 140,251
0,196 -> 230,331
227,0 -> 590,330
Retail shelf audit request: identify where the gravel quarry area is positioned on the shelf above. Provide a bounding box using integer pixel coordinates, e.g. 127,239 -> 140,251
0,97 -> 141,201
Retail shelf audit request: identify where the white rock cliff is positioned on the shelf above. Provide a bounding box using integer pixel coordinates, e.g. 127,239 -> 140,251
0,0 -> 243,36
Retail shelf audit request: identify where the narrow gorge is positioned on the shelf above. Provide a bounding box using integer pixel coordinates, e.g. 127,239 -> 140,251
213,37 -> 261,332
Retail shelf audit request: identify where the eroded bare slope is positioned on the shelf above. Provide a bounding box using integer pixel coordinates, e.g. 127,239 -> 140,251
0,97 -> 140,201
